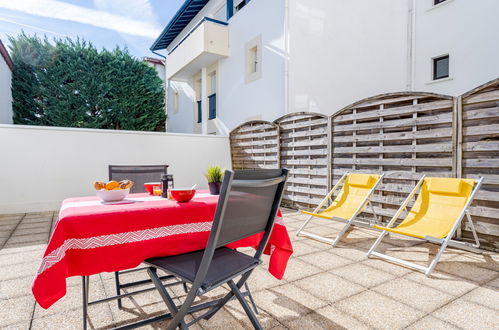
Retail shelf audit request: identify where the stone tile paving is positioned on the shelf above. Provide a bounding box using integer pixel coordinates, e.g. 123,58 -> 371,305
0,209 -> 497,329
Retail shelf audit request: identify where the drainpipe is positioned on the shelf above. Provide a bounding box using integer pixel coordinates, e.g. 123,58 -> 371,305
284,0 -> 290,114
151,50 -> 166,59
406,0 -> 416,90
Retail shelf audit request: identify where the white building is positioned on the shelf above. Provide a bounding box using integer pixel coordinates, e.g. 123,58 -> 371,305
151,0 -> 499,135
0,39 -> 13,124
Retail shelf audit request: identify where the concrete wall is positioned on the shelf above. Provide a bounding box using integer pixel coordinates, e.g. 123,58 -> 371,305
412,0 -> 499,95
0,49 -> 12,124
166,80 -> 197,134
217,0 -> 286,129
287,0 -> 409,115
0,125 -> 231,213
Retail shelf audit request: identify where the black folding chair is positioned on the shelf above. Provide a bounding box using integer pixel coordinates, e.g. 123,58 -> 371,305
109,165 -> 169,194
108,165 -> 179,309
144,169 -> 288,329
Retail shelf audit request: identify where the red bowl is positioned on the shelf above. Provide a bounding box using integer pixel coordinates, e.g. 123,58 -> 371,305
144,182 -> 160,195
170,189 -> 196,203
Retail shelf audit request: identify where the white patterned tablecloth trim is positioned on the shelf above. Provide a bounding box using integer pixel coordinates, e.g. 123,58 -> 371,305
37,215 -> 284,276
37,221 -> 212,275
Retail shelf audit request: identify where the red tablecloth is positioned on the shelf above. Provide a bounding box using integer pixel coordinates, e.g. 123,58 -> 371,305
32,191 -> 293,309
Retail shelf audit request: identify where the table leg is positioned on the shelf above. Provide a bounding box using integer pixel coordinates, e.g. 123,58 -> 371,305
82,276 -> 88,330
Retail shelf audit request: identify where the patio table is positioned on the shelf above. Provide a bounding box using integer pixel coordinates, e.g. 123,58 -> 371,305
32,191 -> 293,309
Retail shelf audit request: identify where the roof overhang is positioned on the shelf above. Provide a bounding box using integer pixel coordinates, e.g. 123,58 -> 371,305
0,39 -> 13,71
150,0 -> 210,52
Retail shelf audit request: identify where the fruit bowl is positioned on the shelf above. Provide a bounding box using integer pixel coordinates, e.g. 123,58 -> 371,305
170,189 -> 196,203
144,182 -> 161,195
96,188 -> 130,202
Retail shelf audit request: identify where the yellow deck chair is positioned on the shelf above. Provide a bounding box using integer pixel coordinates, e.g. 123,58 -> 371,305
367,175 -> 483,277
296,172 -> 384,246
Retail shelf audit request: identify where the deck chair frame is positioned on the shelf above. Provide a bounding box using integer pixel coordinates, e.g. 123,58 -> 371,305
296,172 -> 384,246
367,175 -> 484,277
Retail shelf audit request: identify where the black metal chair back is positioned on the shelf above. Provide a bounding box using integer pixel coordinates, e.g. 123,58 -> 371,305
108,165 -> 168,193
192,169 -> 287,290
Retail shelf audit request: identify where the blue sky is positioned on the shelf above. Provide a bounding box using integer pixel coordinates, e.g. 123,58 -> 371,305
0,0 -> 185,58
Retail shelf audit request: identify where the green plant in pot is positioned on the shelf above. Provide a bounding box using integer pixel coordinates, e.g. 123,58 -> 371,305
205,165 -> 224,195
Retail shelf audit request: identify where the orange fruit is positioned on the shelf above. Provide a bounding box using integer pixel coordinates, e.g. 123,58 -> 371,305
105,181 -> 120,190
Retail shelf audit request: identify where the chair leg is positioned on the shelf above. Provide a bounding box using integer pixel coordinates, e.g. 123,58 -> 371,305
244,282 -> 259,315
203,270 -> 254,321
182,282 -> 189,294
147,268 -> 188,329
331,222 -> 353,247
296,214 -> 314,236
367,231 -> 388,257
228,280 -> 263,330
114,271 -> 123,309
425,238 -> 452,277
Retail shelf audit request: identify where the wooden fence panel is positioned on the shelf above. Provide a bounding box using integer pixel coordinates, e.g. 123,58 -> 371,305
275,113 -> 330,209
229,121 -> 279,170
331,92 -> 455,222
460,79 -> 499,249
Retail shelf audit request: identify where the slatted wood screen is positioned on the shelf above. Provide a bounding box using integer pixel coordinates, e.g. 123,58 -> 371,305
229,121 -> 279,170
460,79 -> 499,249
331,93 -> 455,222
229,81 -> 499,250
275,113 -> 329,209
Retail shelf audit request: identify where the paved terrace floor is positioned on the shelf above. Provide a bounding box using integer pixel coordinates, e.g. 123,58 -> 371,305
0,209 -> 498,330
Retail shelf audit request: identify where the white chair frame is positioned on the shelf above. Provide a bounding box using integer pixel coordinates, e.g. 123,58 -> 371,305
296,172 -> 384,247
367,175 -> 484,277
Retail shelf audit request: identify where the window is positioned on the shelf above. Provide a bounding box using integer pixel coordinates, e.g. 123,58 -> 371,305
434,0 -> 447,5
433,55 -> 449,80
208,93 -> 216,120
245,35 -> 262,83
234,0 -> 247,12
227,0 -> 250,19
249,46 -> 258,74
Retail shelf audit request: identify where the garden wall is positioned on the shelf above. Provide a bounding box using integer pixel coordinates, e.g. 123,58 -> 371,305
0,125 -> 231,213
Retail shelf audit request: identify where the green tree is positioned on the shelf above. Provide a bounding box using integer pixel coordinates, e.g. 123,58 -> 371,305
9,33 -> 166,131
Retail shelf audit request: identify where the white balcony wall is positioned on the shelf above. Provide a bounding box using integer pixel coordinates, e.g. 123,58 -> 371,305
166,20 -> 229,80
0,125 -> 231,213
0,52 -> 12,124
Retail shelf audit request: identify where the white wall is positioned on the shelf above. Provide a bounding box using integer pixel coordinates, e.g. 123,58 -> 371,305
218,0 -> 286,129
288,0 -> 409,115
167,80 -> 197,133
413,0 -> 499,95
0,53 -> 12,124
0,125 -> 231,213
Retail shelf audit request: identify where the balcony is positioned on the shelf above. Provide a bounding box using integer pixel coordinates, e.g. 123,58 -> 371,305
166,18 -> 229,81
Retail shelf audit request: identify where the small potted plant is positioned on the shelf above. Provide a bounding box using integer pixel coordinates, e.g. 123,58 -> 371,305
205,165 -> 224,195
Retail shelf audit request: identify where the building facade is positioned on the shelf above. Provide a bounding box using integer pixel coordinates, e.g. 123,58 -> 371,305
152,0 -> 499,135
0,39 -> 13,124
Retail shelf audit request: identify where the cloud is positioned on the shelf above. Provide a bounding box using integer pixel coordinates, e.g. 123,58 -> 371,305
0,0 -> 161,39
92,0 -> 160,54
0,17 -> 72,38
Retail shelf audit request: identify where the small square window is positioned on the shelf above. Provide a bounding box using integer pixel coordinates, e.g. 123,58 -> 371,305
433,55 -> 449,80
434,0 -> 447,5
